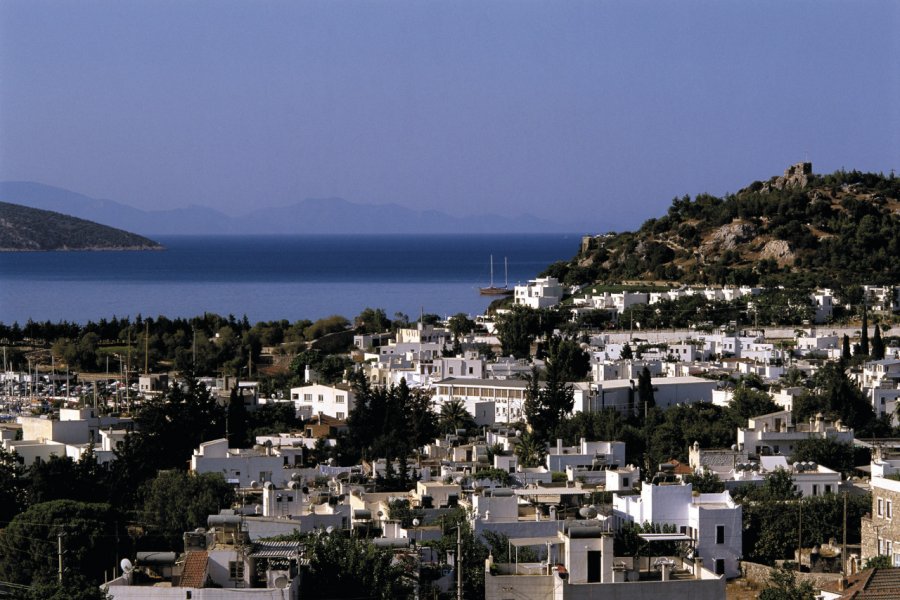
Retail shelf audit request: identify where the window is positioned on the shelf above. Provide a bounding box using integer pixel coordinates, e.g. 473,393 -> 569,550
229,561 -> 244,580
888,501 -> 893,519
336,412 -> 345,420
878,498 -> 884,517
292,393 -> 299,400
716,525 -> 725,544
812,485 -> 819,496
449,367 -> 454,374
622,478 -> 630,488
303,394 -> 312,402
468,367 -> 474,375
825,485 -> 832,494
336,394 -> 345,403
318,394 -> 324,402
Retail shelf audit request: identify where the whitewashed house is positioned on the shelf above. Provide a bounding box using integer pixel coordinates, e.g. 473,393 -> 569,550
289,383 -> 355,421
613,482 -> 742,578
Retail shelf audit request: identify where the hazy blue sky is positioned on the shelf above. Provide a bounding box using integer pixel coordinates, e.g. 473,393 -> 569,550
1,0 -> 897,231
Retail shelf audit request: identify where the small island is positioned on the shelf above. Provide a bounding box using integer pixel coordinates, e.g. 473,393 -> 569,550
0,201 -> 163,251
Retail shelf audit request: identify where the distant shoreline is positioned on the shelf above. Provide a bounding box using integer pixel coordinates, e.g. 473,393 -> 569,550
0,245 -> 164,252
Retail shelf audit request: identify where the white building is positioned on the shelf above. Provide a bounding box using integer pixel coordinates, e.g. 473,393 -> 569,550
190,439 -> 305,488
485,525 -> 726,600
613,482 -> 742,578
104,517 -> 302,599
288,383 -> 355,421
590,376 -> 718,416
515,277 -> 564,309
811,290 -> 835,323
859,359 -> 900,426
433,377 -> 531,425
545,438 -> 627,472
737,410 -> 854,458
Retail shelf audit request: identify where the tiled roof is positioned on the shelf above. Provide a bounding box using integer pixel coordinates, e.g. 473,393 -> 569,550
831,568 -> 900,599
854,568 -> 900,599
179,551 -> 208,588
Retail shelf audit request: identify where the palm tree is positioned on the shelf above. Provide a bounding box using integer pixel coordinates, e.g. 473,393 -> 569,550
514,431 -> 546,468
439,399 -> 476,434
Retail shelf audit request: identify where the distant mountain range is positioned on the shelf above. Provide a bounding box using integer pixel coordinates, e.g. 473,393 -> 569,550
0,182 -> 579,236
0,201 -> 162,251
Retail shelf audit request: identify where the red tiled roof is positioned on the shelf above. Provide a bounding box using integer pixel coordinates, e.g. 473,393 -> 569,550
831,568 -> 900,599
179,551 -> 208,588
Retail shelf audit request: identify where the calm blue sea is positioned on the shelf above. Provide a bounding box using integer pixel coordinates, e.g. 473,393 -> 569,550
0,234 -> 579,324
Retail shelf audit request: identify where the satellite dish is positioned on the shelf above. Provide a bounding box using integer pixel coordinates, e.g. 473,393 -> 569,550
120,558 -> 133,573
250,480 -> 259,489
326,526 -> 335,534
273,575 -> 289,589
412,518 -> 420,527
579,506 -> 598,519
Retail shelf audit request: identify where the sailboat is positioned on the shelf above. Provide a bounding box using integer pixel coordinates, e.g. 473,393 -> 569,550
480,255 -> 513,296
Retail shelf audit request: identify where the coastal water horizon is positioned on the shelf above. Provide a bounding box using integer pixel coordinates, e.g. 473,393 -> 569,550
0,233 -> 580,325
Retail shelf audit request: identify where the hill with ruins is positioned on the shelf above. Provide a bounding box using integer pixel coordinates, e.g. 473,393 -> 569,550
543,163 -> 900,289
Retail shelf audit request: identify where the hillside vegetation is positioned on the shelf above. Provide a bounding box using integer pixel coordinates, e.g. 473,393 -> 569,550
544,164 -> 900,289
0,201 -> 162,251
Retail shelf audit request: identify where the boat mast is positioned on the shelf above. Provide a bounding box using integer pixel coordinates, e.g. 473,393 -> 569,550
489,255 -> 495,287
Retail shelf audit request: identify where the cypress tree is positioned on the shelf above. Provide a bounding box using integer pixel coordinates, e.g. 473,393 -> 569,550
872,323 -> 885,360
841,334 -> 852,362
860,306 -> 870,356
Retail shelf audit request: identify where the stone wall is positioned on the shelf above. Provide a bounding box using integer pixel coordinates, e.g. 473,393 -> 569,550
741,561 -> 841,590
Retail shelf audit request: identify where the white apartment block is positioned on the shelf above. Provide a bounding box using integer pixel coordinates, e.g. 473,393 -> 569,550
289,383 -> 355,421
433,377 -> 531,425
190,438 -> 305,488
515,276 -> 564,309
737,410 -> 854,458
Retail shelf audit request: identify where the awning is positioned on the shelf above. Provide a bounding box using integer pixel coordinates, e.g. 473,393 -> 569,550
249,541 -> 302,559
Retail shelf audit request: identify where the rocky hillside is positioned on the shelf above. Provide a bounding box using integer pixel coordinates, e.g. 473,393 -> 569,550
543,163 -> 900,288
0,201 -> 162,251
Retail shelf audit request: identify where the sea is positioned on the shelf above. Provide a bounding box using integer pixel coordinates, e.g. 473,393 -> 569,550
0,234 -> 580,325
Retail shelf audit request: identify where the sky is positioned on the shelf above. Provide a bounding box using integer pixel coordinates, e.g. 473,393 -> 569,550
0,0 -> 897,231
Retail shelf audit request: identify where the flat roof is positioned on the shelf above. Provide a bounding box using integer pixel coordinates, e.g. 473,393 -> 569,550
514,488 -> 593,496
638,533 -> 693,542
600,376 -> 716,390
509,536 -> 563,547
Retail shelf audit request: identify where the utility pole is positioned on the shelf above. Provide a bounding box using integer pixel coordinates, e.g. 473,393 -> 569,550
144,320 -> 149,375
842,491 -> 848,576
457,526 -> 463,600
57,532 -> 65,584
798,499 -> 803,572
